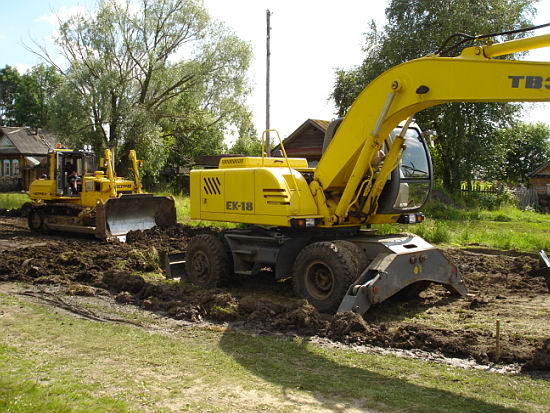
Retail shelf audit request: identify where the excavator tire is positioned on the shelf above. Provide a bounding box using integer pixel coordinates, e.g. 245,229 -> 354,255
333,240 -> 370,275
184,234 -> 232,288
293,241 -> 359,314
27,208 -> 46,233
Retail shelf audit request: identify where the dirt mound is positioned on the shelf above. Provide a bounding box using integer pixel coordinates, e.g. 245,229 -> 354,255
443,248 -> 546,295
326,312 -> 375,340
1,218 -> 548,371
523,339 -> 550,372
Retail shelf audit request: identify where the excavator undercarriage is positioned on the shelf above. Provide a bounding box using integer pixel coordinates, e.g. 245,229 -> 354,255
167,227 -> 466,315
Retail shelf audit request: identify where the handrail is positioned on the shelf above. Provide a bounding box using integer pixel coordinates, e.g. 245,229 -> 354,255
260,129 -> 300,193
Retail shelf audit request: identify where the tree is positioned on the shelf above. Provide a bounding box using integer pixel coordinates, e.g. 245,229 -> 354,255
0,66 -> 20,126
228,110 -> 260,156
14,65 -> 63,128
37,0 -> 252,175
494,122 -> 550,184
332,0 -> 536,192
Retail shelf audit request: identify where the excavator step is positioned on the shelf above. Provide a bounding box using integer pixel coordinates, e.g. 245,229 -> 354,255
163,252 -> 186,278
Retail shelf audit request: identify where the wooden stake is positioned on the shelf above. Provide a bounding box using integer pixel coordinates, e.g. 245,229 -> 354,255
495,319 -> 501,362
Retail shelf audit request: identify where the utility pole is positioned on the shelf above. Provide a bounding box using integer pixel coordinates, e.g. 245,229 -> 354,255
266,9 -> 272,156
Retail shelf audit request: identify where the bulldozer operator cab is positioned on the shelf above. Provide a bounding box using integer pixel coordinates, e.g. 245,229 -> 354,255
52,149 -> 96,196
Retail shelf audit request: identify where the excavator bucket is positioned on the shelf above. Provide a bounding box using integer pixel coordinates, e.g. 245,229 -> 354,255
337,235 -> 468,315
95,194 -> 177,239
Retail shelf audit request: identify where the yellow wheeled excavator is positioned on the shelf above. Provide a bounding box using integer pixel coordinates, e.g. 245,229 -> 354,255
167,29 -> 550,314
26,147 -> 176,239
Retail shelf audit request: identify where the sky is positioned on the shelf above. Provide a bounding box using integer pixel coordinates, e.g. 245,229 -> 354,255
1,0 -> 549,143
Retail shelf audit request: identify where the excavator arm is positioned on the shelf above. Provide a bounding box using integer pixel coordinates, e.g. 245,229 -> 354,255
315,33 -> 550,225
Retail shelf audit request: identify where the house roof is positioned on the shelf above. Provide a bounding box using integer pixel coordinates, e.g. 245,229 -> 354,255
0,127 -> 57,156
272,119 -> 330,152
529,159 -> 550,177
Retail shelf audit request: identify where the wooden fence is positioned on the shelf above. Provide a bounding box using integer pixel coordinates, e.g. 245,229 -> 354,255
460,182 -> 543,211
515,187 -> 540,210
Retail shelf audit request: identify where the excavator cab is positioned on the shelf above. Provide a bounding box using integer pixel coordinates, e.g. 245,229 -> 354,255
377,125 -> 432,216
323,119 -> 432,218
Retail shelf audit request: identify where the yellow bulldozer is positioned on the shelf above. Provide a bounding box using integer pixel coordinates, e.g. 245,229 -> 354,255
26,147 -> 176,239
165,29 -> 550,314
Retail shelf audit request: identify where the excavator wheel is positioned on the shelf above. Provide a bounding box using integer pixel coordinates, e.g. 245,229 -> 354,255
27,208 -> 46,233
333,240 -> 370,275
293,241 -> 359,313
184,234 -> 232,288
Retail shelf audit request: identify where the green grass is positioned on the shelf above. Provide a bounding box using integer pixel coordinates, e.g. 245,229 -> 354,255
1,292 -> 549,412
375,201 -> 550,252
375,218 -> 550,252
162,193 -> 238,228
0,193 -> 29,209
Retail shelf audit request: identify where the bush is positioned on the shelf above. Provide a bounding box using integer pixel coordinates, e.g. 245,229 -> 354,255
415,220 -> 451,244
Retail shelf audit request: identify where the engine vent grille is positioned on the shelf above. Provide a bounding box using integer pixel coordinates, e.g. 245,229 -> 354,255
263,188 -> 290,205
203,177 -> 221,195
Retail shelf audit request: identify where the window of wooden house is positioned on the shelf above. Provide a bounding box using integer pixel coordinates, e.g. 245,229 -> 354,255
3,160 -> 10,176
13,159 -> 19,176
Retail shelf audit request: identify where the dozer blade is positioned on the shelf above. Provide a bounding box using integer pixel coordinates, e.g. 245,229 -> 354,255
338,235 -> 467,315
95,194 -> 176,239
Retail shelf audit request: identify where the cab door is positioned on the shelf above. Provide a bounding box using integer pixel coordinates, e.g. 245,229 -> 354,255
55,152 -> 64,195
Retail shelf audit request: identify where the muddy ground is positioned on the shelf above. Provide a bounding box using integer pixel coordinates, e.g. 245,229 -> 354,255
0,216 -> 548,373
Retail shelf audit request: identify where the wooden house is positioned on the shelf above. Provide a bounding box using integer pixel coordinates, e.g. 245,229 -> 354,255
529,160 -> 550,195
273,119 -> 329,167
0,127 -> 57,191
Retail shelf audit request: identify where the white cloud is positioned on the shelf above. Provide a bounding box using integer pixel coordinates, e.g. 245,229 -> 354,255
0,33 -> 6,41
34,5 -> 88,27
15,63 -> 30,74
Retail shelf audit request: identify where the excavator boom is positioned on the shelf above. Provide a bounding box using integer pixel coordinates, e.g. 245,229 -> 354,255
317,34 -> 550,224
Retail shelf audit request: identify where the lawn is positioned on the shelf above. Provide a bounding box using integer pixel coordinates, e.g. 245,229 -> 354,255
1,291 -> 548,412
0,193 -> 29,210
375,203 -> 550,252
